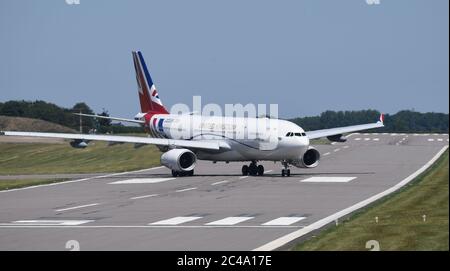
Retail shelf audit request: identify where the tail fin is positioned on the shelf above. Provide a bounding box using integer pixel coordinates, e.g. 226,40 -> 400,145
132,51 -> 169,114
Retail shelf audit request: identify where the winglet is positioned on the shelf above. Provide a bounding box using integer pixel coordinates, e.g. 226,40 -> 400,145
378,113 -> 384,124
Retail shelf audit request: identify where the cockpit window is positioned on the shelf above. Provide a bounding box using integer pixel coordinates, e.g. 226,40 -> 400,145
286,132 -> 306,137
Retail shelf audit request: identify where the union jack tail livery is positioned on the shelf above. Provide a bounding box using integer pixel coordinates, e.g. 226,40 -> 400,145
132,51 -> 169,115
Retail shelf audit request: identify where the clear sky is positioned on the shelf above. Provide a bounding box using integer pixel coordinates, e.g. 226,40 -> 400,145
0,0 -> 448,118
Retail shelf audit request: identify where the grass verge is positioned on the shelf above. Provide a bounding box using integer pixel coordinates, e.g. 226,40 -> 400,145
293,149 -> 449,251
0,141 -> 161,175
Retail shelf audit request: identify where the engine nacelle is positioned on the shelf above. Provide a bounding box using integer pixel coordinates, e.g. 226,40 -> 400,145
327,134 -> 347,142
291,146 -> 320,168
70,139 -> 88,149
160,148 -> 197,172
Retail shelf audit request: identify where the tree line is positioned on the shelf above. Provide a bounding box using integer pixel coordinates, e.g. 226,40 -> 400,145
290,109 -> 449,133
0,101 -> 448,134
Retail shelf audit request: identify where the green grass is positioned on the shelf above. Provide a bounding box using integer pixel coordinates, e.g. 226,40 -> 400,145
293,150 -> 449,251
0,141 -> 161,175
0,178 -> 69,190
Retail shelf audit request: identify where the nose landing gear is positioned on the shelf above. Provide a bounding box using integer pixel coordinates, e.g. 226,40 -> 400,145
281,161 -> 291,177
241,161 -> 264,176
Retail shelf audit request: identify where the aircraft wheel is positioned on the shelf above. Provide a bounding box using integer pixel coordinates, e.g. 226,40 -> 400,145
242,165 -> 249,176
287,169 -> 291,177
257,165 -> 264,176
281,169 -> 286,177
187,169 -> 194,176
172,170 -> 179,177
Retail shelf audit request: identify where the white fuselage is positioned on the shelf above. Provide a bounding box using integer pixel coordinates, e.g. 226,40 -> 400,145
144,114 -> 309,162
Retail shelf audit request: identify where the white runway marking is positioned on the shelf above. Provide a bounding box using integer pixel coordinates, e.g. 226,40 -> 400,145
0,225 -> 302,229
239,176 -> 249,179
175,187 -> 197,193
354,138 -> 361,141
373,138 -> 380,141
55,203 -> 99,212
437,138 -> 443,142
262,217 -> 306,226
301,177 -> 357,183
331,142 -> 337,145
333,148 -> 340,152
6,220 -> 93,226
130,194 -> 158,200
390,133 -> 397,136
364,138 -> 371,141
323,152 -> 330,156
343,146 -> 349,149
428,138 -> 435,142
150,216 -> 202,225
109,178 -> 175,184
211,180 -> 229,186
206,216 -> 254,225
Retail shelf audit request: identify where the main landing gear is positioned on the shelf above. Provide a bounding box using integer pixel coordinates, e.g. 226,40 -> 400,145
281,161 -> 291,177
241,161 -> 264,176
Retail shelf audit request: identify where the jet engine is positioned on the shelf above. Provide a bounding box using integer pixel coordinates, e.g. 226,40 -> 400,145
327,134 -> 347,142
70,139 -> 88,149
291,146 -> 320,168
160,148 -> 197,172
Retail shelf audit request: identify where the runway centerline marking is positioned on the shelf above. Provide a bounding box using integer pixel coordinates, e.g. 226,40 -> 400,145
239,176 -> 249,179
323,152 -> 331,156
354,138 -> 361,141
211,180 -> 229,186
262,217 -> 306,226
333,148 -> 340,152
175,187 -> 197,193
109,178 -> 175,184
150,216 -> 202,225
206,217 -> 254,225
343,146 -> 349,149
55,203 -> 100,212
301,177 -> 357,183
130,194 -> 159,200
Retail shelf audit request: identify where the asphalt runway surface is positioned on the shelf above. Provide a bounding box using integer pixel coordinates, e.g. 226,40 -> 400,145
0,133 -> 448,250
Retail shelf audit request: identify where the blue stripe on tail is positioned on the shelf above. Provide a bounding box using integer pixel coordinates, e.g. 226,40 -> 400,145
137,51 -> 154,87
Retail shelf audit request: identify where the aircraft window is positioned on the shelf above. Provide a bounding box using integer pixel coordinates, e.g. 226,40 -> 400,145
285,132 -> 290,137
302,132 -> 306,136
294,133 -> 301,136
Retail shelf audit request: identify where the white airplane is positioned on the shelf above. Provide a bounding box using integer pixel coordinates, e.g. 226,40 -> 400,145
1,51 -> 384,177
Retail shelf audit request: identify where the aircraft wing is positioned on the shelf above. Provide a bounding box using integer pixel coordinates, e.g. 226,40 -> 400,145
0,131 -> 221,150
305,114 -> 384,140
74,113 -> 145,124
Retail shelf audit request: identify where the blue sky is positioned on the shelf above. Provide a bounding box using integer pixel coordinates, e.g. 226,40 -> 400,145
0,0 -> 448,118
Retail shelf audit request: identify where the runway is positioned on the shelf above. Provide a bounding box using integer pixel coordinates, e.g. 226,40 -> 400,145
0,133 -> 448,250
